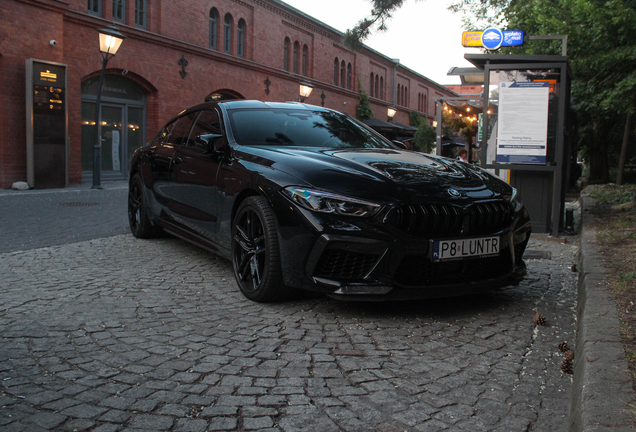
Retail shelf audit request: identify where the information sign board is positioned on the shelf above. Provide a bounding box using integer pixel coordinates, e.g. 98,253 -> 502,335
496,81 -> 550,164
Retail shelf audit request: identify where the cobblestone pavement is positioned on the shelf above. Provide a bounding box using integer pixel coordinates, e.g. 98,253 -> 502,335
0,183 -> 579,431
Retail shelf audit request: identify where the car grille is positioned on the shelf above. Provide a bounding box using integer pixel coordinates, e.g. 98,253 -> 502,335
313,249 -> 380,280
384,201 -> 513,237
394,252 -> 513,287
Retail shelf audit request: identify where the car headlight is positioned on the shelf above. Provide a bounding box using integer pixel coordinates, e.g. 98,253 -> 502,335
506,187 -> 524,212
282,187 -> 382,217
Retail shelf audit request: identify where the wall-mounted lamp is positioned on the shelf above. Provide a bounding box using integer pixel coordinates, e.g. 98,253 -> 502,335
432,120 -> 438,128
299,82 -> 313,102
387,106 -> 397,123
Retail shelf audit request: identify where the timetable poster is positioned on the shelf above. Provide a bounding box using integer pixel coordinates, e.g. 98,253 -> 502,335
496,81 -> 549,164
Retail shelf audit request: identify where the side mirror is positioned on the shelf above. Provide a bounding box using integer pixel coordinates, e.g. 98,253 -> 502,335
392,140 -> 407,150
194,133 -> 224,153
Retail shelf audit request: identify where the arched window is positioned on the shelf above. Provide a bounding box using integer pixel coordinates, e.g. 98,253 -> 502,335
423,95 -> 427,112
397,84 -> 401,105
284,38 -> 290,71
293,41 -> 299,74
380,76 -> 384,100
302,45 -> 308,76
224,13 -> 232,54
334,58 -> 339,85
369,73 -> 374,97
340,60 -> 345,87
209,8 -> 218,50
347,63 -> 352,90
375,75 -> 379,99
405,86 -> 408,107
237,19 -> 245,58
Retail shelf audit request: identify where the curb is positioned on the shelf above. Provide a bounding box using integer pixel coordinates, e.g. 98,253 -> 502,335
571,194 -> 635,431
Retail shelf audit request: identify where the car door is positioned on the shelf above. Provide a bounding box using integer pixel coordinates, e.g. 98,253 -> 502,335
172,108 -> 225,245
149,111 -> 199,223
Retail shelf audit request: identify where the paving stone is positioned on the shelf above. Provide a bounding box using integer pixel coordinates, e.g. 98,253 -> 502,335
0,186 -> 580,432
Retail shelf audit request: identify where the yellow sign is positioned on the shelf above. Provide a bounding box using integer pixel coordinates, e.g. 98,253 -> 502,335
462,31 -> 483,47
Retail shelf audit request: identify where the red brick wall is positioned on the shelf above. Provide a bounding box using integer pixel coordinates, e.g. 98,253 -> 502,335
0,0 -> 455,188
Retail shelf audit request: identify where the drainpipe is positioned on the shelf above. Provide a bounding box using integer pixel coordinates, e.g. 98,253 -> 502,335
392,58 -> 400,107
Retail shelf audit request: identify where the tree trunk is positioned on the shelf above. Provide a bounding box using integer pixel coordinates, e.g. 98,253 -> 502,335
616,112 -> 632,185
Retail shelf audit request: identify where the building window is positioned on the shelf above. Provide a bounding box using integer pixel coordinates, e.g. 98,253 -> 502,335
293,41 -> 299,74
340,60 -> 345,88
224,14 -> 232,54
380,76 -> 384,100
209,8 -> 218,50
302,45 -> 308,76
237,19 -> 245,58
334,58 -> 339,85
423,94 -> 427,112
88,0 -> 101,16
113,0 -> 125,22
397,84 -> 401,105
405,86 -> 408,107
369,73 -> 374,97
284,38 -> 291,71
347,63 -> 352,90
135,0 -> 146,28
375,75 -> 379,99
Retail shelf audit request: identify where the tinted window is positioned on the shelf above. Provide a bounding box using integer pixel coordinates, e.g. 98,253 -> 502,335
163,112 -> 199,147
228,109 -> 392,149
189,110 -> 223,151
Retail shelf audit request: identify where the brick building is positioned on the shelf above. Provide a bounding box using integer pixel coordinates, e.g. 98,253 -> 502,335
0,0 -> 456,189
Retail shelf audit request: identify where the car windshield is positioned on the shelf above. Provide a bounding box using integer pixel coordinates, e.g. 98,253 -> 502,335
227,108 -> 393,149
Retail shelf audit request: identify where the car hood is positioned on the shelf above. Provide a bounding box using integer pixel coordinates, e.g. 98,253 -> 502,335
238,146 -> 511,202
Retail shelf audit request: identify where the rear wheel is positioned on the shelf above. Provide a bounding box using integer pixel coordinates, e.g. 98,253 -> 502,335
232,196 -> 287,302
128,174 -> 161,238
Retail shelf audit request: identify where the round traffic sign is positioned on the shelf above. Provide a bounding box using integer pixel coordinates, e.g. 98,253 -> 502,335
481,28 -> 503,50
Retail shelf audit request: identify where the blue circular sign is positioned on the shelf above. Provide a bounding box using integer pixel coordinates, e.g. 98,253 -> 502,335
481,28 -> 503,50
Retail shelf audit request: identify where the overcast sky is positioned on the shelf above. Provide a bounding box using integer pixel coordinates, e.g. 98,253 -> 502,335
280,0 -> 478,85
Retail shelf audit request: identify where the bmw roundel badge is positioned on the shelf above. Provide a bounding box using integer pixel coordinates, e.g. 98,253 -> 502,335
448,188 -> 461,197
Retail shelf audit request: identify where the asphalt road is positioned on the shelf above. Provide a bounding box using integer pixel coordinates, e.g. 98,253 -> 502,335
0,181 -> 579,431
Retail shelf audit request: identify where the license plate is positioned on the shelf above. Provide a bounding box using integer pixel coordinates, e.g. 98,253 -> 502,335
432,236 -> 500,261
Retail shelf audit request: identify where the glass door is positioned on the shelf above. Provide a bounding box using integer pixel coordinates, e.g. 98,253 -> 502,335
101,105 -> 124,175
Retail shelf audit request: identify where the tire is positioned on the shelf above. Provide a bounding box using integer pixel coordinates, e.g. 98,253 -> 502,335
128,173 -> 161,239
232,196 -> 287,302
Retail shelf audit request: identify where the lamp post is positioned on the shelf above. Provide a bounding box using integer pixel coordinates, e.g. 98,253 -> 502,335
299,81 -> 313,102
92,26 -> 126,189
387,106 -> 397,123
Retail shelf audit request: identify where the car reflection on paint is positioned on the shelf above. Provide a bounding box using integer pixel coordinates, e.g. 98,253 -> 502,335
128,100 -> 531,302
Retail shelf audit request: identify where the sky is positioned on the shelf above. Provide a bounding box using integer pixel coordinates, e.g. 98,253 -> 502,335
280,0 -> 478,85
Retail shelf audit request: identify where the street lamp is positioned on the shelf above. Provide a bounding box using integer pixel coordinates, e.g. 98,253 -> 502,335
299,82 -> 313,102
387,106 -> 397,123
92,26 -> 126,189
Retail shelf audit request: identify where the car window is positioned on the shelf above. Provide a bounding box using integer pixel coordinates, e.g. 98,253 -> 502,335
189,109 -> 223,151
163,111 -> 200,147
227,109 -> 392,149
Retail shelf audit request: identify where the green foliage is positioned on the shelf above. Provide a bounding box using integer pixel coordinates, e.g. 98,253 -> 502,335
356,78 -> 374,121
412,122 -> 437,153
409,110 -> 421,127
586,184 -> 636,206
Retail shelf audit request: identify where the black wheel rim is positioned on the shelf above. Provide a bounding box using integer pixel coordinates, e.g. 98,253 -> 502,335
128,182 -> 142,232
233,208 -> 267,293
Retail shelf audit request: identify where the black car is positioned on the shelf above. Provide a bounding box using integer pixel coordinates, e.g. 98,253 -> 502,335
128,100 -> 531,302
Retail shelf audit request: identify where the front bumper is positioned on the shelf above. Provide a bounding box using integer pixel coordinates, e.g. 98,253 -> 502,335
272,193 -> 532,300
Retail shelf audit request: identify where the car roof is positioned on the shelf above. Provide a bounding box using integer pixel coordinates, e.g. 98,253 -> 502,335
182,100 -> 330,115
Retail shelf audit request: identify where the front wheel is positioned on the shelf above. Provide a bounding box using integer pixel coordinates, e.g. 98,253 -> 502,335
232,196 -> 287,302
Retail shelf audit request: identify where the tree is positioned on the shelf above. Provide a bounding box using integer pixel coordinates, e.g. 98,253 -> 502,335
356,78 -> 374,121
412,122 -> 437,153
